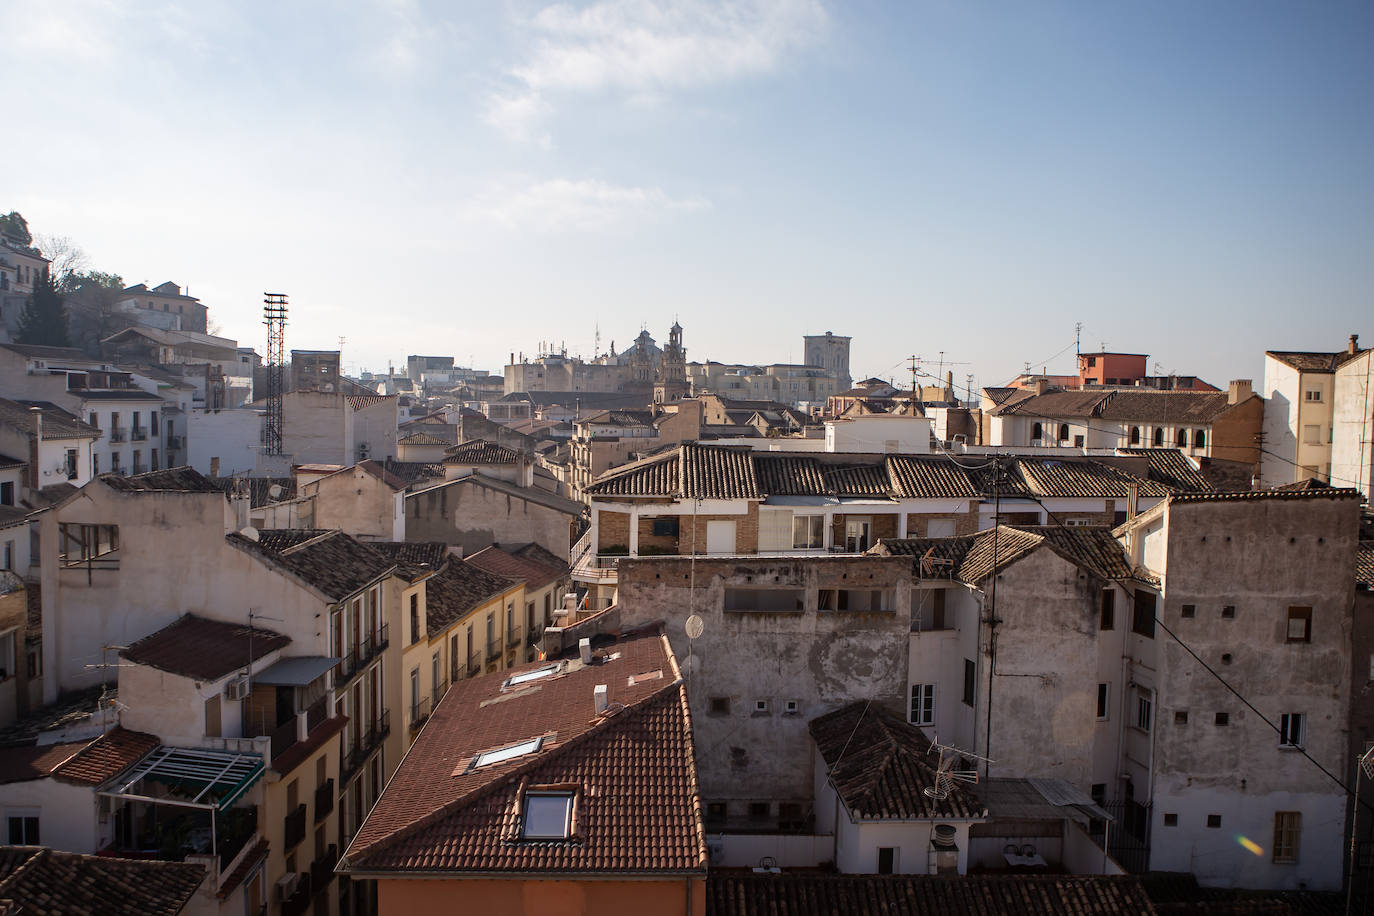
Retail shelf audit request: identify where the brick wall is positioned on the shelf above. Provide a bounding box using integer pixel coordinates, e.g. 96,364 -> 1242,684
598,511 -> 630,550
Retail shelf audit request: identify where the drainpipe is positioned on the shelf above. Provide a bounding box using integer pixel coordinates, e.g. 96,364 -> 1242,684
29,407 -> 42,489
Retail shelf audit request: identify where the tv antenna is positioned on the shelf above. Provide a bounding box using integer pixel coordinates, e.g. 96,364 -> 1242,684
923,738 -> 994,800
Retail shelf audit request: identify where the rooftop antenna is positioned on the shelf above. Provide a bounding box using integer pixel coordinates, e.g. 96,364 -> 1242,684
83,645 -> 132,729
1075,322 -> 1082,363
923,737 -> 994,799
263,293 -> 288,456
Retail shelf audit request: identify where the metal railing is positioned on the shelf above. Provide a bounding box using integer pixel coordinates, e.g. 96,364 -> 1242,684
305,695 -> 328,733
167,434 -> 184,449
341,710 -> 390,783
309,845 -> 338,898
486,639 -> 501,662
131,426 -> 147,441
267,717 -> 298,759
506,627 -> 521,649
314,778 -> 334,822
409,696 -> 431,730
132,463 -> 148,474
283,803 -> 307,849
468,653 -> 483,676
333,624 -> 390,685
108,429 -> 126,442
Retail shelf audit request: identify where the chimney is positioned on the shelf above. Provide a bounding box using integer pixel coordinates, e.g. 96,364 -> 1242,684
594,684 -> 608,715
1350,334 -> 1360,355
210,456 -> 221,477
1032,378 -> 1050,396
1227,379 -> 1253,405
579,637 -> 592,665
1127,482 -> 1140,520
28,407 -> 42,489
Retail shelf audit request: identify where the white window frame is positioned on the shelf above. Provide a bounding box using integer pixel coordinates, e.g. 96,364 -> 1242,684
1135,689 -> 1153,733
1279,713 -> 1305,749
1096,683 -> 1110,721
910,683 -> 935,726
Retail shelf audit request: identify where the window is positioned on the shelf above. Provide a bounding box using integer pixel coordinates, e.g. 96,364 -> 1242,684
963,659 -> 976,707
0,628 -> 15,680
1100,590 -> 1115,630
1221,604 -> 1236,619
748,802 -> 770,819
1207,814 -> 1222,829
2,540 -> 11,571
1131,591 -> 1156,638
1096,683 -> 1110,720
522,791 -> 575,839
725,588 -> 805,613
1135,690 -> 1152,732
1305,389 -> 1322,402
1031,422 -> 1043,441
818,589 -> 893,612
784,699 -> 800,715
709,696 -> 731,715
792,515 -> 824,549
470,736 -> 544,770
1074,434 -> 1084,447
1164,813 -> 1178,826
0,481 -> 12,506
753,699 -> 770,714
1181,604 -> 1195,618
1273,811 -> 1300,863
1130,426 -> 1141,445
1303,424 -> 1322,445
1194,430 -> 1205,449
204,695 -> 221,738
1058,424 -> 1070,442
910,684 -> 935,725
1279,713 -> 1305,748
58,523 -> 120,568
65,448 -> 77,479
504,664 -> 561,689
650,517 -> 678,537
7,815 -> 39,845
409,594 -> 420,644
1286,606 -> 1312,643
877,847 -> 897,875
706,802 -> 727,824
1174,711 -> 1189,725
1175,429 -> 1186,447
1215,712 -> 1230,726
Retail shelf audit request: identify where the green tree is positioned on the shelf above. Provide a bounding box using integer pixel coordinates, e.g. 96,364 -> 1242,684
16,270 -> 70,347
0,211 -> 32,246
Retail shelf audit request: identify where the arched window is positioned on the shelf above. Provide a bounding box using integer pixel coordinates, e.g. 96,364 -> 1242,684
1130,426 -> 1141,445
1152,427 -> 1164,447
1194,429 -> 1206,449
1059,424 -> 1070,442
1031,422 -> 1043,442
1175,429 -> 1186,447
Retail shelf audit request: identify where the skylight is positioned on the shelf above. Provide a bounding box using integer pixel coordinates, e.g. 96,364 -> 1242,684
523,791 -> 574,839
470,736 -> 544,770
504,664 -> 560,689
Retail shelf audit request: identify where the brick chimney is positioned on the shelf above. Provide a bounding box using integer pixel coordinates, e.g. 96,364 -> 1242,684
1350,334 -> 1360,355
1032,378 -> 1050,396
1227,379 -> 1253,405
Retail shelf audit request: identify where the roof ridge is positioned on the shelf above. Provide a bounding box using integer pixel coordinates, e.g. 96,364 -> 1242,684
349,679 -> 687,867
279,529 -> 344,556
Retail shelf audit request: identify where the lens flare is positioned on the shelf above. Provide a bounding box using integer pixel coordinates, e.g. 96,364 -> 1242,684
1236,835 -> 1263,856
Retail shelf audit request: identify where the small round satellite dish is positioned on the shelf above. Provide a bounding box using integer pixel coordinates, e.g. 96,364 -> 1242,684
238,527 -> 260,542
267,484 -> 284,500
685,615 -> 705,640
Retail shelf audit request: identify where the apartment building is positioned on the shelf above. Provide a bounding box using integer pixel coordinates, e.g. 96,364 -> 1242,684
1260,339 -> 1366,487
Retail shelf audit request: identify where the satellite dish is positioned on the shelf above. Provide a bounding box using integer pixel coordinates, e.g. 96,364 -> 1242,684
685,615 -> 705,640
238,527 -> 260,542
267,484 -> 284,500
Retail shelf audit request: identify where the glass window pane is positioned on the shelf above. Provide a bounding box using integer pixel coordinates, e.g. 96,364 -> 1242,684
523,794 -> 572,838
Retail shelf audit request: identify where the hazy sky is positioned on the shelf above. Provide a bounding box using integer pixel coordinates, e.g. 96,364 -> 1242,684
9,0 -> 1372,394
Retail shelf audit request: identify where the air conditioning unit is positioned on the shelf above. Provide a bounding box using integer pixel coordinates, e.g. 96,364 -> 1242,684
276,873 -> 300,900
225,676 -> 249,701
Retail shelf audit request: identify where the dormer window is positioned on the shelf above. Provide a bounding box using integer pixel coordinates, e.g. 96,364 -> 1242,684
522,790 -> 575,839
504,663 -> 561,690
470,736 -> 544,770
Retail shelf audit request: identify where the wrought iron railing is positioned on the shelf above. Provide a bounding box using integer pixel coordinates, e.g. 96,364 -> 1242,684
314,779 -> 334,823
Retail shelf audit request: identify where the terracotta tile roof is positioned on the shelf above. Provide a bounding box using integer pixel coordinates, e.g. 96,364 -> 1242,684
682,444 -> 760,499
215,838 -> 268,898
753,455 -> 828,496
809,703 -> 985,820
1014,457 -> 1173,498
1167,488 -> 1363,504
270,714 -> 348,776
343,628 -> 706,876
346,394 -> 396,410
466,544 -> 566,590
1272,477 -> 1331,492
0,741 -> 90,785
0,343 -> 90,361
0,452 -> 25,469
398,431 -> 452,446
368,542 -> 450,579
1116,448 -> 1213,492
823,464 -> 891,498
1266,350 -> 1364,372
585,450 -> 681,497
122,614 -> 289,681
874,526 -> 1130,586
0,846 -> 206,916
992,389 -> 1108,418
0,398 -> 100,440
100,466 -> 225,494
356,459 -> 408,491
886,456 -> 981,499
424,560 -> 520,631
228,529 -> 397,601
1095,390 -> 1234,423
444,439 -> 523,464
707,873 -> 1158,916
1358,543 -> 1373,590
382,458 -> 445,486
53,727 -> 160,786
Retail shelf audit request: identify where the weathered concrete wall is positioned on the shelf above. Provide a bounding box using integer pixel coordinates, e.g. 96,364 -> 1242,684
1332,351 -> 1374,499
282,390 -> 349,465
307,467 -> 403,541
406,479 -> 575,557
187,407 -> 262,477
1148,494 -> 1359,891
617,555 -> 912,813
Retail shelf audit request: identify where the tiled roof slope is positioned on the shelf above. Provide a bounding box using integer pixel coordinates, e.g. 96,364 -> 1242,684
1358,543 -> 1373,590
382,459 -> 444,486
1015,457 -> 1172,498
707,874 -> 1158,916
886,456 -> 981,499
993,389 -> 1109,418
1267,350 -> 1364,372
343,629 -> 707,876
823,465 -> 891,499
466,544 -> 566,590
356,459 -> 408,491
346,394 -> 395,411
398,431 -> 451,446
753,456 -> 827,496
0,398 -> 100,439
1095,390 -> 1233,423
682,444 -> 759,499
585,451 -> 681,497
873,525 -> 1132,585
0,742 -> 89,785
205,476 -> 295,508
1167,488 -> 1363,504
100,466 -> 225,494
368,542 -> 450,579
0,846 -> 206,916
810,703 -> 984,820
445,439 -> 522,464
122,614 -> 290,681
1117,448 -> 1213,492
424,560 -> 520,631
53,727 -> 160,786
227,530 -> 397,601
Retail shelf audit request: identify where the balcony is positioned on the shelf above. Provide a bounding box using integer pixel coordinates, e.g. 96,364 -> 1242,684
486,639 -> 501,663
132,463 -> 148,474
526,626 -> 544,648
333,624 -> 389,686
131,426 -> 147,441
281,875 -> 313,916
341,710 -> 390,783
314,778 -> 334,823
167,434 -> 184,449
409,696 -> 431,731
108,429 -> 127,443
283,803 -> 307,850
506,627 -> 522,649
467,653 -> 482,677
309,844 -> 338,898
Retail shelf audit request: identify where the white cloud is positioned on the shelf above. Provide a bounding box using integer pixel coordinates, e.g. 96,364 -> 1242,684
459,177 -> 709,232
487,0 -> 827,140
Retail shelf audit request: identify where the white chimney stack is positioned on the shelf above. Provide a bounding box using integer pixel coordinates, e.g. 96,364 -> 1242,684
579,637 -> 592,665
594,684 -> 608,715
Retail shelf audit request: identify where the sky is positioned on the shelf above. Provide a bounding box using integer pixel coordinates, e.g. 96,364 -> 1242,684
7,0 -> 1373,395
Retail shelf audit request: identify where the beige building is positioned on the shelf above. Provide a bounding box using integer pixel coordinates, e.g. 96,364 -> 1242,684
1260,340 -> 1365,486
116,281 -> 210,334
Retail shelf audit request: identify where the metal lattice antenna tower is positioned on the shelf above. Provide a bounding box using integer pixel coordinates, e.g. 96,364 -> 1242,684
263,293 -> 289,456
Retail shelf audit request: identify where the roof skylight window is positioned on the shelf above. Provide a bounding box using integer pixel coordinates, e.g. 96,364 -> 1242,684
522,791 -> 575,839
470,736 -> 544,770
503,664 -> 561,690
